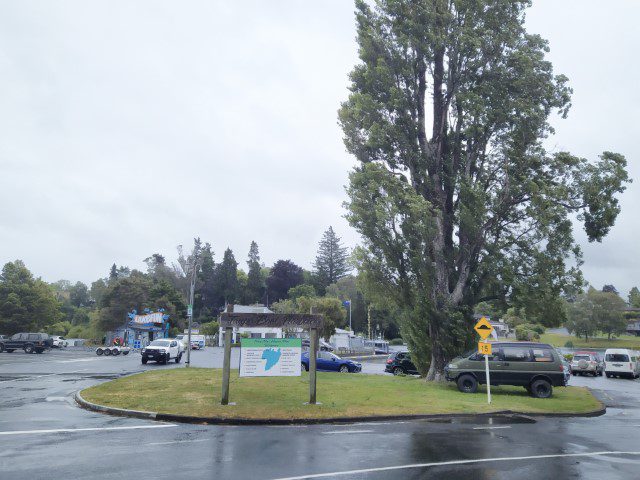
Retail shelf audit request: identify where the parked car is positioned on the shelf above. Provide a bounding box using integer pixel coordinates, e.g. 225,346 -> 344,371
174,334 -> 189,350
571,351 -> 604,376
444,342 -> 567,398
604,348 -> 640,379
141,339 -> 182,364
51,336 -> 68,348
301,351 -> 361,373
385,351 -> 419,375
0,333 -> 53,354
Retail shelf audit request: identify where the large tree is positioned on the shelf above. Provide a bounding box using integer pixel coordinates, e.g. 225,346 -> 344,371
245,241 -> 265,304
214,248 -> 239,306
340,0 -> 629,378
313,227 -> 351,293
0,260 -> 62,334
266,260 -> 304,304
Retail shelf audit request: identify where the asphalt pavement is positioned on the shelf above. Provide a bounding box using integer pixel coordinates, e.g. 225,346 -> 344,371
2,348 -> 640,479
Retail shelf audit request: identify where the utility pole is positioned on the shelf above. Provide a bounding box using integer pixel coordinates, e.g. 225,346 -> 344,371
186,258 -> 197,368
348,300 -> 352,332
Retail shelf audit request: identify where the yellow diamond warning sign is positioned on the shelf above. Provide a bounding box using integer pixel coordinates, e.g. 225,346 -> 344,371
474,317 -> 494,340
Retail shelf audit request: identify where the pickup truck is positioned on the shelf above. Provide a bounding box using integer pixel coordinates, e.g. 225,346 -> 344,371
0,333 -> 53,354
141,339 -> 183,364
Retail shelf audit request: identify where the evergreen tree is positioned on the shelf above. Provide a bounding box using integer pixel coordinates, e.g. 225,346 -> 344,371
312,226 -> 350,293
245,241 -> 265,304
214,248 -> 239,306
109,264 -> 118,283
629,287 -> 640,309
266,260 -> 304,303
197,243 -> 216,313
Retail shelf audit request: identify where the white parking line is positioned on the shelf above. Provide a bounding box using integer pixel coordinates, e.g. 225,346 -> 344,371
0,425 -> 176,436
321,430 -> 374,435
473,426 -> 512,430
148,439 -> 209,446
269,451 -> 640,480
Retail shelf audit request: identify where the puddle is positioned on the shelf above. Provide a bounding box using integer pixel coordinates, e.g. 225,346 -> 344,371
427,415 -> 536,425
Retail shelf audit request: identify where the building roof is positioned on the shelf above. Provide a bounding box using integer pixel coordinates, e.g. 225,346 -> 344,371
224,304 -> 274,314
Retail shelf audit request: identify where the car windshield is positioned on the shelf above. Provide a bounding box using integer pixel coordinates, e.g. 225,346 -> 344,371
150,340 -> 170,347
573,355 -> 591,361
606,353 -> 630,362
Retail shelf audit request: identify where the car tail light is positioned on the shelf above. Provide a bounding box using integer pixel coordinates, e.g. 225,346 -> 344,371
386,359 -> 393,364
559,364 -> 564,371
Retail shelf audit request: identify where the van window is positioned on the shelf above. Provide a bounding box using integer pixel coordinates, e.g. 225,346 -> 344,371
469,352 -> 496,361
606,353 -> 630,362
573,355 -> 591,361
501,346 -> 531,362
532,348 -> 554,362
28,334 -> 40,340
632,357 -> 637,362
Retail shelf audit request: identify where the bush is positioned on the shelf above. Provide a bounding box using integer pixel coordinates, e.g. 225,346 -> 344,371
564,354 -> 574,362
564,340 -> 574,348
389,338 -> 404,346
515,325 -> 540,341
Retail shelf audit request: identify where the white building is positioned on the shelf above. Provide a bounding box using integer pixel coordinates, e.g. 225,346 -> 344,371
217,305 -> 305,346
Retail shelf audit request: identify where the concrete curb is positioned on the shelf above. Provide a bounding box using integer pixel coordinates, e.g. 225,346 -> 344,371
75,390 -> 158,420
75,390 -> 606,425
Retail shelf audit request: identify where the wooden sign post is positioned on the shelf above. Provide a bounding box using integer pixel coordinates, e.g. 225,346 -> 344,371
219,309 -> 324,406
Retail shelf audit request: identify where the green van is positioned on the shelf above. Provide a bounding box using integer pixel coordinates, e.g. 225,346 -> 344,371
444,342 -> 567,398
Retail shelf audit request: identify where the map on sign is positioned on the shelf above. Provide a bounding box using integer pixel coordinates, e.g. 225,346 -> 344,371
262,348 -> 282,371
239,338 -> 301,377
474,317 -> 494,340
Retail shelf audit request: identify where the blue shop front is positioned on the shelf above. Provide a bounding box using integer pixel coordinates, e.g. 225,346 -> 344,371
107,309 -> 171,348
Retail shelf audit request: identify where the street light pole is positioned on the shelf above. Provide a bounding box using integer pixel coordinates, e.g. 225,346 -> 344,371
186,261 -> 196,368
348,300 -> 352,332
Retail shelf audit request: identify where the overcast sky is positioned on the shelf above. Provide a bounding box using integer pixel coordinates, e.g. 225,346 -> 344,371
0,1 -> 638,296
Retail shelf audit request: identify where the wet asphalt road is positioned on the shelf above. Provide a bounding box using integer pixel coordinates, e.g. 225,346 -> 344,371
2,348 -> 640,479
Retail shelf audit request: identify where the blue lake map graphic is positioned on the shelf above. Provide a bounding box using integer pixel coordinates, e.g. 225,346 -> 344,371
262,348 -> 282,371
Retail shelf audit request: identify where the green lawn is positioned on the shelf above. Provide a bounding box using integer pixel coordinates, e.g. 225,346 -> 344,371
81,368 -> 602,420
541,332 -> 640,350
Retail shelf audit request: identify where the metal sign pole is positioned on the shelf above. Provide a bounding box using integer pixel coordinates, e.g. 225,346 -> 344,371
485,352 -> 491,404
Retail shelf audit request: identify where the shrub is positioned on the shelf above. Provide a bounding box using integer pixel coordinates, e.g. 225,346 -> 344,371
564,354 -> 574,362
515,325 -> 540,341
389,338 -> 404,346
564,340 -> 574,348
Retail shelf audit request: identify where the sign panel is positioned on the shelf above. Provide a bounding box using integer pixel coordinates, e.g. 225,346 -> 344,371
474,317 -> 494,340
131,312 -> 164,325
187,305 -> 193,317
239,338 -> 302,377
478,342 -> 492,355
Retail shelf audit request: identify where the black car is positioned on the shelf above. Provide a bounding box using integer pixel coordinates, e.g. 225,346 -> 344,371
0,333 -> 53,354
385,351 -> 419,375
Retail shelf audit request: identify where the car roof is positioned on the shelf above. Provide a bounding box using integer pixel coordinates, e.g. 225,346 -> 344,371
489,342 -> 554,348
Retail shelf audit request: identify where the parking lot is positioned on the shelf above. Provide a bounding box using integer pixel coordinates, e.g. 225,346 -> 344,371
3,347 -> 640,479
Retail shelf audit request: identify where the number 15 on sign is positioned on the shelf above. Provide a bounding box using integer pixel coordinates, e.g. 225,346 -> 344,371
478,342 -> 492,355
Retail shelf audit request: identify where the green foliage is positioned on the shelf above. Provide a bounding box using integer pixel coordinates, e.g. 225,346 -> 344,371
565,288 -> 626,341
515,325 -> 540,341
0,260 -> 62,334
245,241 -> 265,304
288,284 -> 316,301
629,287 -> 640,309
389,338 -> 404,346
564,354 -> 573,362
312,226 -> 350,294
200,321 -> 220,336
215,248 -> 239,305
339,0 -> 629,379
272,296 -> 344,339
47,320 -> 72,336
266,260 -> 304,303
564,341 -> 574,348
326,275 -> 369,335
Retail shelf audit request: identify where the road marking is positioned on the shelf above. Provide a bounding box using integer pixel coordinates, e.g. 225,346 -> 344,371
56,358 -> 103,364
148,439 -> 209,446
269,451 -> 640,480
321,430 -> 374,435
0,425 -> 176,436
473,426 -> 512,430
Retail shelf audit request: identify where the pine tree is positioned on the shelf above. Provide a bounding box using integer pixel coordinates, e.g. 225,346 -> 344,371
313,227 -> 350,292
246,241 -> 265,304
109,264 -> 118,282
214,248 -> 238,306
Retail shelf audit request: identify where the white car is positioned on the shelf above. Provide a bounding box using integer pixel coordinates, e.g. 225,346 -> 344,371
141,339 -> 182,364
51,336 -> 68,348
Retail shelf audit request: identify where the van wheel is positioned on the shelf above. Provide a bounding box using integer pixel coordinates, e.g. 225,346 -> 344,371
24,345 -> 34,354
393,367 -> 405,376
606,372 -> 612,378
175,354 -> 181,364
530,379 -> 553,398
142,358 -> 147,364
457,374 -> 478,394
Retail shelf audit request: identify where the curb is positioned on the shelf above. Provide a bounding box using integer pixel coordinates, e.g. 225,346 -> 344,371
75,390 -> 606,425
